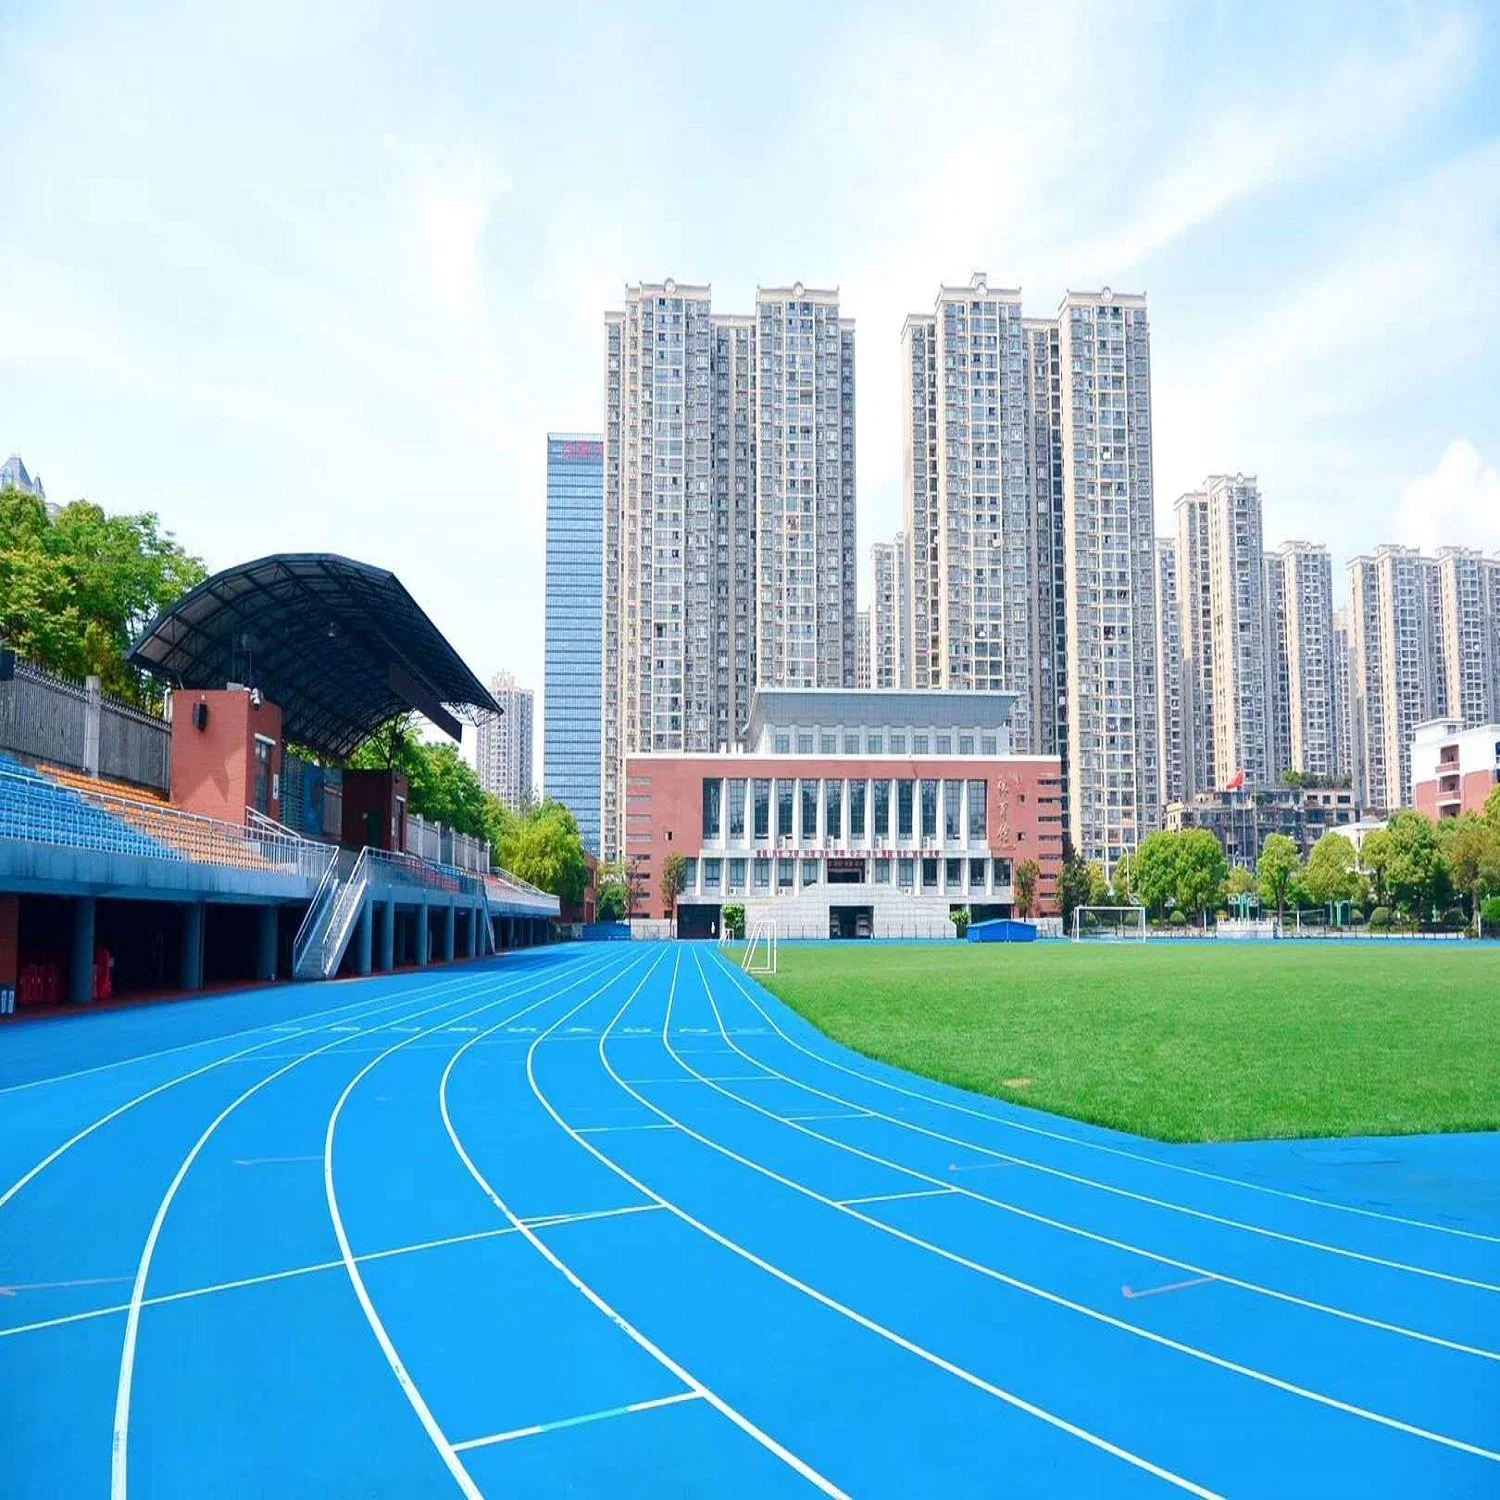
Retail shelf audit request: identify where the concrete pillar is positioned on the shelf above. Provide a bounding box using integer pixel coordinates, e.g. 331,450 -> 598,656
441,901 -> 456,963
68,896 -> 96,1006
416,899 -> 430,967
256,905 -> 278,983
179,902 -> 205,991
468,904 -> 480,958
380,897 -> 395,972
83,676 -> 102,778
354,898 -> 373,977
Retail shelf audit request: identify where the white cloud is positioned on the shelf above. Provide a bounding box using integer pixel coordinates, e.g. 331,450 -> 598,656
1396,441 -> 1500,554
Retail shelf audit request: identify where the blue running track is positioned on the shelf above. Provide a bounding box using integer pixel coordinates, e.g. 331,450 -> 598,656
1,942 -> 1497,1497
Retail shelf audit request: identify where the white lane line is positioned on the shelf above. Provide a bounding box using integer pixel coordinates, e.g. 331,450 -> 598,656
452,1390 -> 703,1453
701,959 -> 1500,1359
576,1123 -> 676,1136
0,1274 -> 134,1297
233,1155 -> 322,1167
784,1111 -> 873,1124
712,958 -> 1500,1290
837,1188 -> 955,1209
580,955 -> 1221,1498
0,967 -> 492,1218
111,965 -> 559,1499
523,1204 -> 662,1229
713,953 -> 1500,1249
439,947 -> 851,1500
323,950 -> 627,1500
0,1224 -> 530,1342
676,955 -> 1500,1460
1123,1277 -> 1217,1302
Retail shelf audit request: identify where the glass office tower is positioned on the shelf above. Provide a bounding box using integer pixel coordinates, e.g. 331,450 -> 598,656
543,433 -> 604,853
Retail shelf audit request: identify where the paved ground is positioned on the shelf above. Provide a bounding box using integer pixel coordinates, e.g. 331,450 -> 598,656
1,942 -> 1496,1497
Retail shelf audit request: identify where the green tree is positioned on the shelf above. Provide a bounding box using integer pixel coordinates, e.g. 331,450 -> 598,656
1257,834 -> 1303,928
494,799 -> 588,905
1013,859 -> 1040,918
1086,862 -> 1111,905
1175,829 -> 1228,924
1360,827 -> 1391,908
595,859 -> 631,922
1303,831 -> 1357,909
1055,845 -> 1093,927
1130,831 -> 1180,917
1483,784 -> 1500,830
660,851 -> 687,924
1441,814 -> 1500,925
0,489 -> 205,703
1280,769 -> 1306,791
1384,810 -> 1446,920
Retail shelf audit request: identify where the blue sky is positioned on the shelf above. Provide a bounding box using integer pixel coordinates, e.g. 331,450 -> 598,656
2,1 -> 1497,769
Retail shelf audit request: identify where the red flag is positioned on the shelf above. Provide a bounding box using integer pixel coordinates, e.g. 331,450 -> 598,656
1225,768 -> 1245,791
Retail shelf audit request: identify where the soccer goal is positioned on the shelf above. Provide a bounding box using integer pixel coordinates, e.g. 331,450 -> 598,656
1072,905 -> 1148,942
741,917 -> 778,975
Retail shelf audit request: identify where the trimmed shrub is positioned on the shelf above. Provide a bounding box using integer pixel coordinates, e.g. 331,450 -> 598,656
1168,909 -> 1187,928
1370,906 -> 1392,930
721,903 -> 746,940
1481,896 -> 1500,932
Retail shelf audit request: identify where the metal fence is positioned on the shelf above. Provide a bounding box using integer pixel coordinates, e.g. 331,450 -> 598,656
0,659 -> 170,792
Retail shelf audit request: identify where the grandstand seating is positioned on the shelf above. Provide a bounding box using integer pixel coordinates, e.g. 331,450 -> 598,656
0,755 -> 178,862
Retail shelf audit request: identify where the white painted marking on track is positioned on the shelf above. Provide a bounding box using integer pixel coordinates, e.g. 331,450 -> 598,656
837,1188 -> 956,1208
438,948 -> 852,1500
1123,1276 -> 1217,1301
232,1154 -> 322,1167
712,956 -> 1500,1288
576,1123 -> 677,1136
452,1390 -> 702,1453
0,1274 -> 133,1297
523,1204 -> 662,1229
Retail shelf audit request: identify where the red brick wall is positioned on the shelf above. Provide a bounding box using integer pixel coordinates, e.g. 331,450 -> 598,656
623,755 -> 1064,917
1413,769 -> 1498,819
171,690 -> 283,825
341,770 -> 411,851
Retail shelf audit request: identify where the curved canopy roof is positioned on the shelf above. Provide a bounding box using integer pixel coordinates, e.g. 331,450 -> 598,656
131,553 -> 499,760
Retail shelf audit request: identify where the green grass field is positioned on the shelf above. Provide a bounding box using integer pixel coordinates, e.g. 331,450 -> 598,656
748,942 -> 1500,1143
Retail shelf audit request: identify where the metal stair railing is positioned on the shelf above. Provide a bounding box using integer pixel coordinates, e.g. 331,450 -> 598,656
292,846 -> 348,976
311,846 -> 371,979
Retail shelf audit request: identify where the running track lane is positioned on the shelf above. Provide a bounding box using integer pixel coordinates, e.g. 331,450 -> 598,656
0,941 -> 1493,1497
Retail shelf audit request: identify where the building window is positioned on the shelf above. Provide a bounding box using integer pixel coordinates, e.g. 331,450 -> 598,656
891,732 -> 907,754
728,779 -> 746,839
729,858 -> 746,894
753,857 -> 771,890
800,779 -> 819,840
703,858 -> 722,893
994,857 -> 1013,888
969,857 -> 987,890
898,857 -> 915,889
850,780 -> 866,839
912,733 -> 928,754
680,857 -> 697,894
702,779 -> 722,841
873,856 -> 891,884
797,732 -> 814,754
945,857 -> 964,889
844,733 -> 860,754
820,732 -> 836,754
943,780 -> 963,841
920,779 -> 938,840
753,779 -> 771,841
801,858 -> 819,886
897,780 -> 914,840
775,732 -> 790,754
922,858 -> 939,891
936,734 -> 952,755
825,779 -> 843,842
777,857 -> 795,889
959,734 -> 974,755
968,780 -> 987,841
981,734 -> 997,755
868,733 -> 884,754
777,781 -> 794,839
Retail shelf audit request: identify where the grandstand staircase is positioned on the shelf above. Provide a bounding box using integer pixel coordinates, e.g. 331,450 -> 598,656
292,847 -> 369,980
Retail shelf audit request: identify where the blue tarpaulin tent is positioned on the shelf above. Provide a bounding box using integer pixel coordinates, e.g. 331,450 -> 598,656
968,917 -> 1037,943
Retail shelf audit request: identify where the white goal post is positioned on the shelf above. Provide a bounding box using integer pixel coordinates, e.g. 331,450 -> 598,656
742,917 -> 778,975
1072,905 -> 1148,942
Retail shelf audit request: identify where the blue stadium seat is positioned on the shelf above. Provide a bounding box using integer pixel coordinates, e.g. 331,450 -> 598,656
0,755 -> 180,861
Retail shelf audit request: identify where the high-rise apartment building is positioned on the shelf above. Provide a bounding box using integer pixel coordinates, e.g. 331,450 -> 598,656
869,537 -> 904,688
1057,290 -> 1159,871
1436,546 -> 1495,729
602,279 -> 856,859
1347,546 -> 1446,810
855,610 -> 871,689
1154,537 -> 1187,807
1332,609 -> 1353,784
475,671 -> 534,811
1269,542 -> 1338,780
900,280 -> 1154,871
543,433 -> 604,852
1263,551 -> 1291,783
1175,489 -> 1213,796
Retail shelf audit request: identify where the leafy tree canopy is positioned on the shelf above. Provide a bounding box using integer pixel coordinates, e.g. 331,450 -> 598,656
0,488 -> 205,703
1175,828 -> 1228,919
1303,831 -> 1357,907
1257,834 -> 1303,923
1384,810 -> 1447,917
